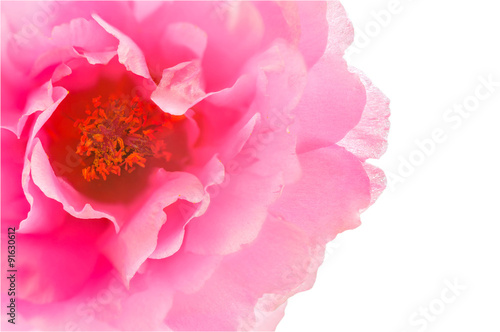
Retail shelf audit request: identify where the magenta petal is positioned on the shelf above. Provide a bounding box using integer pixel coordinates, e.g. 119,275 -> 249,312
151,60 -> 206,116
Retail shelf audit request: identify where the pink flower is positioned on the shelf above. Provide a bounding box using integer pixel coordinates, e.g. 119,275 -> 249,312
1,1 -> 389,331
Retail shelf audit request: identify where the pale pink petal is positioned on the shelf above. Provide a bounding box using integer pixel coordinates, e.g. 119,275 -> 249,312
326,1 -> 355,56
165,217 -> 313,331
336,69 -> 390,206
253,302 -> 288,332
184,169 -> 283,255
151,60 -> 206,116
296,1 -> 329,67
131,1 -> 165,23
362,162 -> 387,206
165,22 -> 208,60
137,21 -> 208,74
254,1 -> 328,68
270,145 -> 371,241
293,53 -> 366,153
246,40 -> 308,118
338,69 -> 390,161
148,249 -> 222,295
51,63 -> 72,82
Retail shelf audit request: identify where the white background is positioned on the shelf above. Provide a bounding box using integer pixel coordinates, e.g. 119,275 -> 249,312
278,0 -> 500,331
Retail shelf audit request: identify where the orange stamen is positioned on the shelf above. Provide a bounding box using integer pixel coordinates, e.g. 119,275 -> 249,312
74,94 -> 176,181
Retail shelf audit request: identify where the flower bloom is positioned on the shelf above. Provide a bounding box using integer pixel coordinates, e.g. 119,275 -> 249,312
1,1 -> 389,331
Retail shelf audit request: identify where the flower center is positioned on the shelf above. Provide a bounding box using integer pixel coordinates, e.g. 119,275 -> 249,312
74,94 -> 179,181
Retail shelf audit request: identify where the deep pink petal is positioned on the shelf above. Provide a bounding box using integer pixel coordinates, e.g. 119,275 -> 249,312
12,216 -> 111,304
0,130 -> 30,226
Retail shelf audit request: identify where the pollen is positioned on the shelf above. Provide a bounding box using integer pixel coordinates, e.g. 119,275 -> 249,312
75,94 -> 179,182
